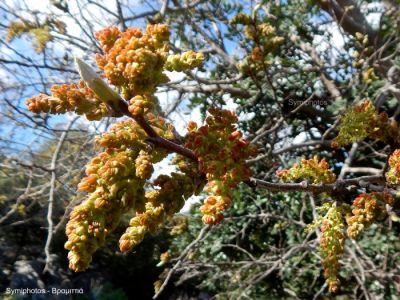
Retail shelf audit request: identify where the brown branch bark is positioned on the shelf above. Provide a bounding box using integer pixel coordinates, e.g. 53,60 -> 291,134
112,97 -> 197,161
247,175 -> 388,195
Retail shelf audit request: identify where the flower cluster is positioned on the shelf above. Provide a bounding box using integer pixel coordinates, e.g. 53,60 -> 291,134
26,81 -> 110,120
362,68 -> 378,85
164,50 -> 204,72
276,156 -> 336,184
352,32 -> 372,69
95,24 -> 169,99
119,161 -> 202,252
128,94 -> 157,116
27,24 -> 205,123
94,116 -> 174,153
67,114 -> 197,271
230,13 -> 284,73
320,205 -> 346,293
119,202 -> 164,252
386,149 -> 400,185
65,118 -> 170,271
230,13 -> 252,26
169,215 -> 189,236
185,107 -> 257,225
95,25 -> 203,101
332,100 -> 399,148
346,192 -> 393,239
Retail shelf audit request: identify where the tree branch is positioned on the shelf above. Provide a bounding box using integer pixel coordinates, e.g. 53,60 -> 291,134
153,225 -> 211,299
247,175 -> 387,194
43,118 -> 77,274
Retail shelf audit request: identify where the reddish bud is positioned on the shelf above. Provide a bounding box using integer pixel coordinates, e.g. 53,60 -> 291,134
229,131 -> 242,141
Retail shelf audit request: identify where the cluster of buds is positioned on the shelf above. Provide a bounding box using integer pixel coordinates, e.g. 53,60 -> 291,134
71,137 -> 202,265
128,94 -> 157,116
95,24 -> 170,99
150,172 -> 201,214
95,116 -> 174,153
230,12 -> 252,26
95,25 -> 204,101
185,107 -> 257,224
97,116 -> 170,156
95,119 -> 147,149
320,205 -> 346,293
65,149 -> 145,271
276,156 -> 336,184
386,149 -> 400,185
230,13 -> 284,73
164,50 -> 204,72
200,194 -> 231,224
26,81 -> 110,120
346,192 -> 394,239
332,100 -> 399,148
135,150 -> 154,180
352,32 -> 372,69
362,68 -> 378,85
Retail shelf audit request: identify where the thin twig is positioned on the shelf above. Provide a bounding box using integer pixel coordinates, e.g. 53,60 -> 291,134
43,118 -> 77,274
153,226 -> 211,299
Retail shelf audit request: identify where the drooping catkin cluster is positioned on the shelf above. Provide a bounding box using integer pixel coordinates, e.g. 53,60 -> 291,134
65,148 -> 145,272
66,119 -> 171,271
276,158 -> 343,292
332,100 -> 400,148
26,81 -> 110,120
276,156 -> 336,184
118,201 -> 164,253
68,130 -> 203,270
185,107 -> 257,225
230,12 -> 284,73
346,192 -> 393,239
320,205 -> 346,294
119,155 -> 203,252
